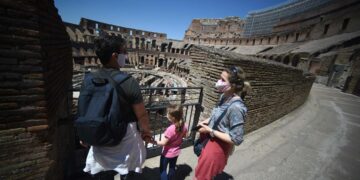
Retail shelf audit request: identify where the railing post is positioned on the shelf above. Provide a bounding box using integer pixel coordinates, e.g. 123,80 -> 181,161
181,88 -> 186,104
191,87 -> 203,141
148,88 -> 153,107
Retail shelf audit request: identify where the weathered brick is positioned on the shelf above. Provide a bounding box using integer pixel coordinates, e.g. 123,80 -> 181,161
22,73 -> 43,79
27,125 -> 48,132
0,102 -> 19,109
0,94 -> 45,103
0,72 -> 22,80
0,64 -> 43,73
0,57 -> 18,65
0,128 -> 26,136
20,58 -> 42,66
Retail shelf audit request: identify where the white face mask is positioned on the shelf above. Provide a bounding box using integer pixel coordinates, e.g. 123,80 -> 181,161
117,54 -> 127,67
215,79 -> 230,92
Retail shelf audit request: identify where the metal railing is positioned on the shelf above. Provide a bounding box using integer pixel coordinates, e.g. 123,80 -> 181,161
140,87 -> 203,158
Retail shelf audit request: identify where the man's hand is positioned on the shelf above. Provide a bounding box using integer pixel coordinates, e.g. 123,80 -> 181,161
79,140 -> 89,148
141,131 -> 156,144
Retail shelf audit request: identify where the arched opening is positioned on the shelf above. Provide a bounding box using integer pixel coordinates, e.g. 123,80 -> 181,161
283,55 -> 290,65
292,55 -> 300,67
269,55 -> 274,60
158,59 -> 164,67
140,56 -> 144,64
275,56 -> 282,62
91,57 -> 96,65
84,58 -> 89,65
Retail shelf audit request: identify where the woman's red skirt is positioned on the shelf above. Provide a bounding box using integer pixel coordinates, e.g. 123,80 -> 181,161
194,137 -> 232,180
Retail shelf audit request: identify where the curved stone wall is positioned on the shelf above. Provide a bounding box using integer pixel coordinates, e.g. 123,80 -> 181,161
0,0 -> 73,179
188,45 -> 315,133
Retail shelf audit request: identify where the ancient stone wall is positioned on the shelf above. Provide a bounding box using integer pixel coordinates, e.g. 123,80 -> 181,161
188,45 -> 314,133
345,50 -> 360,95
0,0 -> 73,179
184,0 -> 360,48
80,18 -> 167,41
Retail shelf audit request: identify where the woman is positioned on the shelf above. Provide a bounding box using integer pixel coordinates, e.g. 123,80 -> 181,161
195,66 -> 251,180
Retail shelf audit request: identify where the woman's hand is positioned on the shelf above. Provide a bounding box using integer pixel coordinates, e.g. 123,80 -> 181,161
198,121 -> 212,134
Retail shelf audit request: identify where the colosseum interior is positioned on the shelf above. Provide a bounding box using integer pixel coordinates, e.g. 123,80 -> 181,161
0,0 -> 359,179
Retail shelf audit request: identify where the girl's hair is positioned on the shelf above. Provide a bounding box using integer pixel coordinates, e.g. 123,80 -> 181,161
167,104 -> 184,133
224,66 -> 252,99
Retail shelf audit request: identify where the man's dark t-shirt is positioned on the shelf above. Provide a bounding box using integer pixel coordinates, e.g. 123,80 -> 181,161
119,75 -> 143,105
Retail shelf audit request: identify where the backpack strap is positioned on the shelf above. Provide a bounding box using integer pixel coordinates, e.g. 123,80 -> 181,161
92,69 -> 131,112
93,69 -> 137,122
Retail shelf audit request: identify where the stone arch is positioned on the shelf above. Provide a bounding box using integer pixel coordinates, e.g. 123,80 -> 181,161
79,48 -> 85,56
140,56 -> 145,64
72,47 -> 79,56
75,28 -> 84,42
283,55 -> 290,65
84,57 -> 89,65
291,54 -> 300,67
275,56 -> 282,62
158,58 -> 164,67
66,27 -> 76,41
344,50 -> 360,95
86,48 -> 94,56
91,57 -> 96,65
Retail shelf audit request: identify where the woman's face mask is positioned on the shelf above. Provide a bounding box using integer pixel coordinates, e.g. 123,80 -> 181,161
117,54 -> 127,67
215,79 -> 230,92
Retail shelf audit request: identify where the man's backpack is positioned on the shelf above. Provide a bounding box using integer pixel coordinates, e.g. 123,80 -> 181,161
75,69 -> 135,146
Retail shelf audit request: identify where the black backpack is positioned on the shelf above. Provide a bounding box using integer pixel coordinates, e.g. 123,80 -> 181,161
75,69 -> 136,146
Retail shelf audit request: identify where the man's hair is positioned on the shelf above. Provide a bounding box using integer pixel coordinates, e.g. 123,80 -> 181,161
94,34 -> 125,65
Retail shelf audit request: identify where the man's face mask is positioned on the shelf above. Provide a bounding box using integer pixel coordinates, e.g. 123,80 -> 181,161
215,79 -> 230,92
117,54 -> 127,67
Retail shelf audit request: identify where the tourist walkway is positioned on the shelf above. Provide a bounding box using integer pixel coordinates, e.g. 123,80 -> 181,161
116,83 -> 360,180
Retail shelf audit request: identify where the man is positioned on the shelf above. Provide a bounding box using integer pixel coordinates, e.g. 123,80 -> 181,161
80,35 -> 153,180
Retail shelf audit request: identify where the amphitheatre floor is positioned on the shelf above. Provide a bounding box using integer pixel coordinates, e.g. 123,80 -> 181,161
116,83 -> 360,180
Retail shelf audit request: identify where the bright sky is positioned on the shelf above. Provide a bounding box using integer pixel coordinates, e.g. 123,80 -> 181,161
55,0 -> 287,40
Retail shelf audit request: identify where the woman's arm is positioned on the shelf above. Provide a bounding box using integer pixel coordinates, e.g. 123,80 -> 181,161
198,121 -> 234,145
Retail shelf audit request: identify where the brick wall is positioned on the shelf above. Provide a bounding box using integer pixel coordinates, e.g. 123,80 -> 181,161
188,45 -> 314,133
0,0 -> 73,179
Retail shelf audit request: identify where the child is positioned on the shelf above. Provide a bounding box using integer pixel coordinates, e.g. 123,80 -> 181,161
156,104 -> 188,180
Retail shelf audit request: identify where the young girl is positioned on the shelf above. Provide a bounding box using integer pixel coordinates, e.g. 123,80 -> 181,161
156,104 -> 188,180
